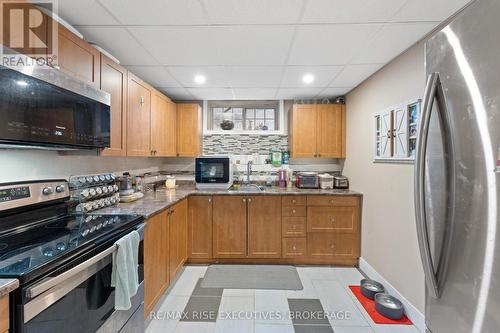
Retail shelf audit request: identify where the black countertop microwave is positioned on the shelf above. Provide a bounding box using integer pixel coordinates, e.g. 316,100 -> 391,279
0,65 -> 110,149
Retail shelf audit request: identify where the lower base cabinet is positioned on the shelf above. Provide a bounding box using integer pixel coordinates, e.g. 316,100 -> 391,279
1,294 -> 8,333
144,199 -> 187,317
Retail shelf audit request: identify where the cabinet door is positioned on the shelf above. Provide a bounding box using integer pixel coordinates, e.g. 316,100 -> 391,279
151,92 -> 176,156
316,104 -> 344,158
57,24 -> 100,87
126,74 -> 151,156
308,233 -> 359,259
188,196 -> 213,259
307,206 -> 358,233
247,196 -> 282,258
144,212 -> 168,316
380,110 -> 393,158
176,103 -> 201,157
169,199 -> 188,280
213,196 -> 247,258
393,106 -> 408,158
100,54 -> 127,156
290,104 -> 317,157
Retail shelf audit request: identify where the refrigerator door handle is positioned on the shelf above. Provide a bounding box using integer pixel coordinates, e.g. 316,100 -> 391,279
415,72 -> 443,299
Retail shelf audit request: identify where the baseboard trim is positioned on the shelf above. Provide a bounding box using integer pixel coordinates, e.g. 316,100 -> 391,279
359,257 -> 425,333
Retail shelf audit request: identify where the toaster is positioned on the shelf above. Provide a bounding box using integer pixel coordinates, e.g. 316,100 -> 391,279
333,175 -> 349,189
296,172 -> 319,189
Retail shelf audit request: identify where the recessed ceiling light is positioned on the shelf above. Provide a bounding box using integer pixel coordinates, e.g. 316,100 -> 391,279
194,74 -> 206,84
302,74 -> 314,84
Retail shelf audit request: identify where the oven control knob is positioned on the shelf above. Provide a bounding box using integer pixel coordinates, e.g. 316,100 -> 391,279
110,174 -> 116,181
55,185 -> 65,193
81,189 -> 90,199
56,242 -> 67,251
42,187 -> 54,195
81,229 -> 89,237
42,247 -> 54,257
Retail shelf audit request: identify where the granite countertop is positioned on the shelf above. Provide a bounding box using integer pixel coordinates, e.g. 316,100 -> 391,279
0,278 -> 19,297
97,185 -> 362,219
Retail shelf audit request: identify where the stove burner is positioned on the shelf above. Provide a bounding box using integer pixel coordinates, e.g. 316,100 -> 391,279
0,244 -> 42,260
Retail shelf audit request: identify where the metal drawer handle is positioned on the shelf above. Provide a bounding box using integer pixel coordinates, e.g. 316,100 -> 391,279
331,218 -> 335,223
292,245 -> 297,251
292,209 -> 296,214
208,198 -> 212,203
292,199 -> 296,204
330,243 -> 335,249
242,198 -> 246,202
248,198 -> 252,203
330,199 -> 334,204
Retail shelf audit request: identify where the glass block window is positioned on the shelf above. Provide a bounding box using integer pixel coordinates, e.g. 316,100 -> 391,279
207,100 -> 280,132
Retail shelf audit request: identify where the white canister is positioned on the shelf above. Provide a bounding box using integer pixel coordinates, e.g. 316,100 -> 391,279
165,175 -> 176,189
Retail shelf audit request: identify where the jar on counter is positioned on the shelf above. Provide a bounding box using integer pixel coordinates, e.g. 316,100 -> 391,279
165,175 -> 176,190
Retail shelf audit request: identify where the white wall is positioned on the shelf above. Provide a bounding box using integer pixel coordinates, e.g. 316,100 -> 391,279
343,42 -> 426,312
0,149 -> 167,183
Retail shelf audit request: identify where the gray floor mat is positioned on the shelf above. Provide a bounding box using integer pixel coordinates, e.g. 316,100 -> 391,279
200,264 -> 303,290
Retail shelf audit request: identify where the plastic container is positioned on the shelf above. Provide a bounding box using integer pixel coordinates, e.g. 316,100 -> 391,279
165,175 -> 176,190
318,173 -> 334,189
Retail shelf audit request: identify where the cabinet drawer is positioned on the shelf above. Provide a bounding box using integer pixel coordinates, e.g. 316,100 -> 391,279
282,206 -> 306,217
307,206 -> 358,233
0,294 -> 8,333
282,217 -> 306,237
282,238 -> 307,258
307,196 -> 359,207
282,196 -> 307,206
307,233 -> 359,259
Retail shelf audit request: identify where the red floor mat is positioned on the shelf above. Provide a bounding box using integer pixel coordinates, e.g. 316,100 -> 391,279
349,286 -> 413,325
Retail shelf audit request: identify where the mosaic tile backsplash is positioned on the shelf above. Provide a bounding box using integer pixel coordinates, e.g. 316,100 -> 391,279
203,134 -> 288,155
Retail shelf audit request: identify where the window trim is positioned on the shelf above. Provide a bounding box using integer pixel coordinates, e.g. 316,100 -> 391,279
203,100 -> 285,135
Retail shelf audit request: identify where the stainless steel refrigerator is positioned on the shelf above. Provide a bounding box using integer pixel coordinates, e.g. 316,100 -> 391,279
415,0 -> 500,332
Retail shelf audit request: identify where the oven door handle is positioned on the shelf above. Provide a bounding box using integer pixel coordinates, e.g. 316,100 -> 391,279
25,223 -> 145,299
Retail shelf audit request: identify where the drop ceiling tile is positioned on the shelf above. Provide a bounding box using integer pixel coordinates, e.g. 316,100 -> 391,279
352,22 -> 437,64
275,88 -> 323,100
329,64 -> 384,88
167,66 -> 230,87
232,88 -> 278,100
317,87 -> 352,98
75,26 -> 158,65
159,87 -> 194,101
98,0 -> 207,25
57,0 -> 119,25
128,26 -> 295,66
227,67 -> 284,88
187,88 -> 235,100
287,24 -> 382,65
126,66 -> 180,87
390,0 -> 471,22
302,0 -> 407,23
202,0 -> 304,24
280,66 -> 343,88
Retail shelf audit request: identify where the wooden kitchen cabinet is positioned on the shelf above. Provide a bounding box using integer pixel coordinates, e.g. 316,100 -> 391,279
100,54 -> 127,156
126,73 -> 152,156
188,196 -> 213,259
282,238 -> 307,259
307,233 -> 359,259
151,91 -> 176,156
169,199 -> 188,280
176,103 -> 202,157
212,196 -> 247,258
289,104 -> 346,158
307,206 -> 359,233
144,211 -> 169,317
0,294 -> 8,333
247,196 -> 282,258
57,24 -> 100,87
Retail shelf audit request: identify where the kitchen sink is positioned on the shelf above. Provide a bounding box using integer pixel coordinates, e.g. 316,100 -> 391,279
233,184 -> 265,192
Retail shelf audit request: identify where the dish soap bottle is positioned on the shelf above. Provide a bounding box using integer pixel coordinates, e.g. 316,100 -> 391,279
270,149 -> 282,167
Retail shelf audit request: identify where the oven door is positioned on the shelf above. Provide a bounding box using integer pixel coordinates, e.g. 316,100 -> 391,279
195,158 -> 230,184
19,224 -> 145,333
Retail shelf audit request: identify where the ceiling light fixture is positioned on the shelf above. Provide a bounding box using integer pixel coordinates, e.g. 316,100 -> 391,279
194,74 -> 206,84
302,74 -> 315,84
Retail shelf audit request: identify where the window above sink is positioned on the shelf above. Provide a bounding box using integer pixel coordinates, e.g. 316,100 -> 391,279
203,100 -> 285,135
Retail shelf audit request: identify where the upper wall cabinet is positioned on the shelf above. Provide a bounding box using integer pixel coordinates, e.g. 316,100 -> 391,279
127,73 -> 152,156
289,104 -> 346,158
176,103 -> 202,157
100,54 -> 127,156
151,91 -> 176,157
57,24 -> 100,87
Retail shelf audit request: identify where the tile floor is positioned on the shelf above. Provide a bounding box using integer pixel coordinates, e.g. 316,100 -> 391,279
146,265 -> 421,333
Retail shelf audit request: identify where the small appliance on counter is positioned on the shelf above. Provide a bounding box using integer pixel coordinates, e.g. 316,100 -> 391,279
195,156 -> 233,190
296,172 -> 319,189
333,175 -> 349,189
318,173 -> 334,189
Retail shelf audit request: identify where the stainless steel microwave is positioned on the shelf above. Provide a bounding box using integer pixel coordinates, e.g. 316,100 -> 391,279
0,63 -> 110,149
195,156 -> 233,190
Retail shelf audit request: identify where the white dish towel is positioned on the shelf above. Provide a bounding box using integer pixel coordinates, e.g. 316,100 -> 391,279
111,230 -> 140,310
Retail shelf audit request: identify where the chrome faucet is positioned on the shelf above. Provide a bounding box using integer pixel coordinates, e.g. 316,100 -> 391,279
246,161 -> 253,184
